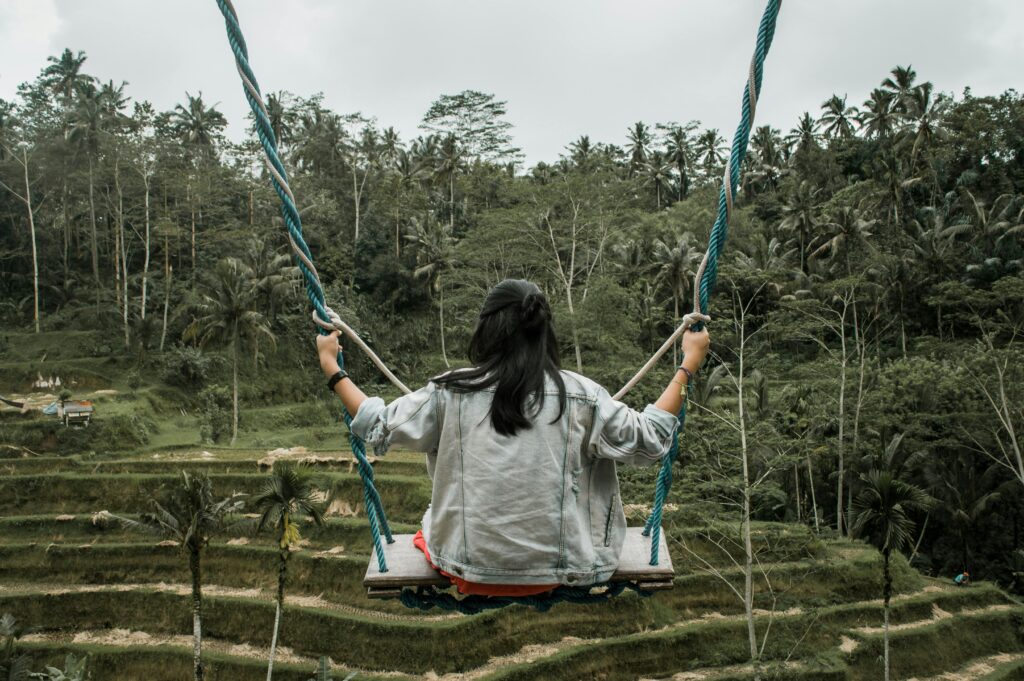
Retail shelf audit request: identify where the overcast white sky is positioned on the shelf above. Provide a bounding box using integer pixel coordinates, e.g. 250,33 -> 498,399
1,0 -> 1021,164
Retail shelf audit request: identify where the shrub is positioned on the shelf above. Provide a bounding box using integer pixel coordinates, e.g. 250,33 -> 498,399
161,345 -> 213,389
198,385 -> 232,444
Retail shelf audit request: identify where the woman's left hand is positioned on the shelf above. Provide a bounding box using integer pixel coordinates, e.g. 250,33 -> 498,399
316,331 -> 342,375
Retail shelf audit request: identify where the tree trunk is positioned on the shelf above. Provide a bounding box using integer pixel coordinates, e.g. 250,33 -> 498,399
188,180 -> 197,272
449,173 -> 455,231
160,237 -> 172,352
836,328 -> 848,536
737,327 -> 759,678
438,276 -> 449,368
794,464 -> 802,523
88,158 -> 101,310
807,455 -> 820,532
566,288 -> 583,373
190,549 -> 205,681
141,174 -> 151,320
883,550 -> 891,681
266,548 -> 288,681
116,158 -> 129,349
21,149 -> 40,334
231,326 -> 239,445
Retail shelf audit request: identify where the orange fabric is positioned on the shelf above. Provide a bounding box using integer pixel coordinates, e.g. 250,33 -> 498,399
412,530 -> 556,597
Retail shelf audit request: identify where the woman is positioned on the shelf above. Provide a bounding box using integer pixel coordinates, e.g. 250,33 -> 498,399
316,279 -> 709,595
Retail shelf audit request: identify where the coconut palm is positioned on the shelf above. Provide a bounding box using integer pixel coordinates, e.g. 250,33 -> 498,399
136,472 -> 245,681
881,65 -> 918,111
434,133 -> 464,230
253,464 -> 325,681
653,234 -> 702,364
901,82 -> 950,167
859,89 -> 899,140
695,128 -> 728,180
643,151 -> 675,209
810,206 -> 876,275
784,112 -> 818,156
569,135 -> 594,171
851,467 -> 931,681
169,92 -> 228,155
41,48 -> 92,110
406,215 -> 459,366
663,123 -> 697,199
819,94 -> 858,140
626,121 -> 652,176
184,257 -> 276,444
748,125 -> 785,193
778,180 -> 822,273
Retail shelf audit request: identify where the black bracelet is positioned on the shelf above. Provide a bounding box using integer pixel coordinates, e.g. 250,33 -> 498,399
327,370 -> 349,393
678,366 -> 694,384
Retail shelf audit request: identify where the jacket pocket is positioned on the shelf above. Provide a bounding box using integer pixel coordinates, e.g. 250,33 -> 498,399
603,494 -> 617,547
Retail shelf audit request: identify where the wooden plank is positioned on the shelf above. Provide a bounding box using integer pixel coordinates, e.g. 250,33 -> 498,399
363,527 -> 674,593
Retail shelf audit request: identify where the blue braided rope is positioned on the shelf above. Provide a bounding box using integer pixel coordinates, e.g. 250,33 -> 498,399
213,0 -> 393,572
644,0 -> 781,566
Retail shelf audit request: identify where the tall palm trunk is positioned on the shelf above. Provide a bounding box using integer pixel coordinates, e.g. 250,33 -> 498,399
806,455 -> 820,532
189,549 -> 205,681
140,173 -> 151,319
267,546 -> 289,681
438,275 -> 449,368
883,549 -> 892,681
88,158 -> 101,310
160,237 -> 172,352
231,323 -> 239,445
21,148 -> 40,334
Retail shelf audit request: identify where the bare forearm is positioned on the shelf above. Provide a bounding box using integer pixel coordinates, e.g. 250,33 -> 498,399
654,356 -> 702,414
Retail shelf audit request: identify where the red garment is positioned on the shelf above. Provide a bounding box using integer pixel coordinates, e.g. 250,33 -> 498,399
412,530 -> 557,597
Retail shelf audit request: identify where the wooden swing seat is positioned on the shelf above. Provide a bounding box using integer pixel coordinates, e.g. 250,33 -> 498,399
364,526 -> 674,599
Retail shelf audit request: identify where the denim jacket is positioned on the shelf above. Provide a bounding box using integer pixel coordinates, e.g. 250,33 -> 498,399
350,370 -> 678,586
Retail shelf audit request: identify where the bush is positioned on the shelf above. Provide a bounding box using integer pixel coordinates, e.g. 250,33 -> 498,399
198,385 -> 232,444
160,345 -> 213,389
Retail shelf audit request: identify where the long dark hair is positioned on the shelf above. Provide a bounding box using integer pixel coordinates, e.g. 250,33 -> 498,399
434,279 -> 566,436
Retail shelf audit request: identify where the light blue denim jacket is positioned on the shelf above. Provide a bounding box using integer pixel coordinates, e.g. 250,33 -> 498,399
350,370 -> 677,586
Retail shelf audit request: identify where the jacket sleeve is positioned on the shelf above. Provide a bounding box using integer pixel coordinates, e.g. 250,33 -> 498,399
588,387 -> 678,466
349,382 -> 442,456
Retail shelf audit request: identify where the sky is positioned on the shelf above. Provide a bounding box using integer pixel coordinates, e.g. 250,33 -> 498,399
0,0 -> 1022,165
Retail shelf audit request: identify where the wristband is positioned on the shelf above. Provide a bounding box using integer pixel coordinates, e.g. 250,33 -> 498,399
327,370 -> 349,393
677,366 -> 694,384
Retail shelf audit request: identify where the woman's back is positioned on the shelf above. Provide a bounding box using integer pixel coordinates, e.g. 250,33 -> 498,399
351,370 -> 677,585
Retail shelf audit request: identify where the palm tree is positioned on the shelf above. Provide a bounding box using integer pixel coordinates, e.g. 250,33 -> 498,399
643,151 -> 675,209
748,125 -> 785,193
41,48 -> 92,110
434,134 -> 464,231
653,234 -> 702,365
264,91 -> 295,152
784,112 -> 818,156
253,464 -> 325,681
569,135 -> 594,170
901,82 -> 949,168
851,467 -> 930,681
778,180 -> 821,273
406,215 -> 458,366
810,206 -> 876,275
819,95 -> 858,140
245,238 -> 299,327
695,129 -> 728,180
881,65 -> 918,111
136,472 -> 245,681
859,89 -> 899,139
169,92 -> 228,155
626,121 -> 652,176
185,258 -> 276,444
664,124 -> 696,199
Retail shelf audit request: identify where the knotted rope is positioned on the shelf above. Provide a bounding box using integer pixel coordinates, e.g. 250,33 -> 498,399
214,0 -> 402,573
634,0 -> 783,565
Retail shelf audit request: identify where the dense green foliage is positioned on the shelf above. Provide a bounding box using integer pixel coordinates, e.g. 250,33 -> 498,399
1,50 -> 1023,593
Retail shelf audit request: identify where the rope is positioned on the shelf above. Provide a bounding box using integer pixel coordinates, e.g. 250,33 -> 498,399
638,0 -> 782,565
213,0 -> 397,572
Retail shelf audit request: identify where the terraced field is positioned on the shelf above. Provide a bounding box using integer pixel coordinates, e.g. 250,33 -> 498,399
2,446 -> 1023,680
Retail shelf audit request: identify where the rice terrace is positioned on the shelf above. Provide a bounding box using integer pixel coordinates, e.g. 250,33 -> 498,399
1,0 -> 1024,679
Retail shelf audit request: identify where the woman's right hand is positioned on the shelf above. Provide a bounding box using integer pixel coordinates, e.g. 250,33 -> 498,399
681,327 -> 710,370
